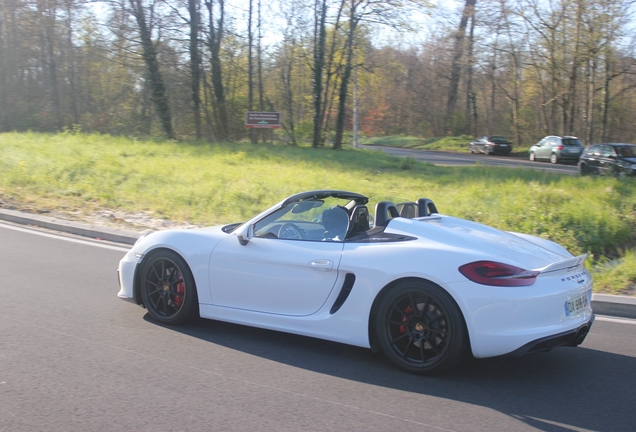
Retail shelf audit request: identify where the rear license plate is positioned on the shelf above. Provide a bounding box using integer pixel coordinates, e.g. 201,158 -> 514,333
565,291 -> 590,316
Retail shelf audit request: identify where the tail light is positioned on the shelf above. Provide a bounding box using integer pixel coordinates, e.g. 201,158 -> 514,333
459,261 -> 539,286
556,145 -> 564,150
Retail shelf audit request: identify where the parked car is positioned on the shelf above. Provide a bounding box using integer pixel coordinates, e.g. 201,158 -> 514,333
578,143 -> 636,176
118,190 -> 594,375
469,136 -> 512,155
529,136 -> 584,164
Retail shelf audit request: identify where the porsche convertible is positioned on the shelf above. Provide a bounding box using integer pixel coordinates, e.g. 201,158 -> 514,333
117,190 -> 594,374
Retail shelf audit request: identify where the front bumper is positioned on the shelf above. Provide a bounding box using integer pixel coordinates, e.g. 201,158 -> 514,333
117,250 -> 141,304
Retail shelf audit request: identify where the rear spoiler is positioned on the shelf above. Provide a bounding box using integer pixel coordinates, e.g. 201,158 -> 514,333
535,254 -> 587,274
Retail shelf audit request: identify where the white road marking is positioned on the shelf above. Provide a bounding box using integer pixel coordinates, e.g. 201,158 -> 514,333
0,221 -> 130,252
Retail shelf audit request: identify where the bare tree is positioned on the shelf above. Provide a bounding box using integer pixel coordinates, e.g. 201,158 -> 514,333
128,0 -> 175,139
445,0 -> 476,134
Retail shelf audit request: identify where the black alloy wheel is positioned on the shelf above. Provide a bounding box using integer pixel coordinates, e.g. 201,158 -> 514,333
140,250 -> 198,325
375,280 -> 466,374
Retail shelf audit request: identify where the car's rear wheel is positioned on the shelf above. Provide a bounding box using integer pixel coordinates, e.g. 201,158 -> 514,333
529,152 -> 536,161
550,153 -> 558,164
140,250 -> 198,325
375,280 -> 466,374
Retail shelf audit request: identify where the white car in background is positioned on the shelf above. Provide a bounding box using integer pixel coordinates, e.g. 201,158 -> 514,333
118,190 -> 594,374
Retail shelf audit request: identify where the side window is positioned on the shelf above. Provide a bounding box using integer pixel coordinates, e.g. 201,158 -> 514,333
585,145 -> 597,156
538,138 -> 547,146
252,198 -> 350,242
549,137 -> 559,146
601,146 -> 615,158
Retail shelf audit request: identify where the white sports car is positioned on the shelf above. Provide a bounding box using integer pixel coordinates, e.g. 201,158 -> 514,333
118,190 -> 594,374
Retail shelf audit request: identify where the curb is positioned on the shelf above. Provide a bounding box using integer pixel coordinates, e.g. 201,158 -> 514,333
591,294 -> 636,320
1,207 -> 635,319
0,208 -> 141,245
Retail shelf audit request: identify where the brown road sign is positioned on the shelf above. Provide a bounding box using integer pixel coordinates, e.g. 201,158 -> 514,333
245,112 -> 281,128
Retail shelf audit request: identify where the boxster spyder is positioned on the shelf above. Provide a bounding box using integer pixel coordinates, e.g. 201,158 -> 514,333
118,190 -> 594,374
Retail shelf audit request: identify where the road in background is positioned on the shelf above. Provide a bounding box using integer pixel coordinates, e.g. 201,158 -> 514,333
362,145 -> 579,175
1,222 -> 635,431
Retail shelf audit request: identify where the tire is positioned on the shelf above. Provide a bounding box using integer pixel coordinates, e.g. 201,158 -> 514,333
529,152 -> 536,162
550,153 -> 558,164
140,250 -> 199,325
484,147 -> 491,155
375,280 -> 467,374
579,162 -> 590,176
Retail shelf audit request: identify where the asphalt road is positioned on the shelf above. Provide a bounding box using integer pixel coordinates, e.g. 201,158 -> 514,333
1,222 -> 635,432
362,145 -> 579,175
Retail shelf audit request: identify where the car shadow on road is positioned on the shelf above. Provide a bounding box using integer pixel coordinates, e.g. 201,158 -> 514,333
148,315 -> 634,432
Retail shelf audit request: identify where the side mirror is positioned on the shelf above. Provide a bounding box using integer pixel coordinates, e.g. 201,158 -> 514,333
236,224 -> 254,246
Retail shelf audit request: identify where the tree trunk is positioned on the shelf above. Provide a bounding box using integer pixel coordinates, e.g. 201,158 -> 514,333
312,0 -> 327,148
129,0 -> 175,139
247,0 -> 255,143
444,0 -> 476,134
465,10 -> 476,136
188,0 -> 202,140
333,0 -> 357,149
205,0 -> 229,141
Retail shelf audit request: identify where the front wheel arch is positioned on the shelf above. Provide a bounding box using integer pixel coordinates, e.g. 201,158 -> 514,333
368,277 -> 470,368
135,248 -> 199,324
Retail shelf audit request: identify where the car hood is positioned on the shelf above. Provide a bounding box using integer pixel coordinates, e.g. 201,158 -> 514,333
385,215 -> 574,270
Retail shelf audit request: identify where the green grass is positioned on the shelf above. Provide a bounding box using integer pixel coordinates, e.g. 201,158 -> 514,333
1,131 -> 635,294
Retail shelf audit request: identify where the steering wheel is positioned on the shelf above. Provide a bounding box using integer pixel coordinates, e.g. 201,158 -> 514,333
278,222 -> 304,240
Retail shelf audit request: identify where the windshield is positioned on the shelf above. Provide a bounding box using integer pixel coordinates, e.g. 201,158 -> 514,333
489,136 -> 507,143
253,197 -> 356,242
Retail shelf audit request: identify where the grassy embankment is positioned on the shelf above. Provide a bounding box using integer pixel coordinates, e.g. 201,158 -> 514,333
1,131 -> 634,294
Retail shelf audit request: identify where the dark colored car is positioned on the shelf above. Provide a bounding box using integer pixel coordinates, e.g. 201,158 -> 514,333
529,136 -> 584,164
469,136 -> 512,155
578,143 -> 636,176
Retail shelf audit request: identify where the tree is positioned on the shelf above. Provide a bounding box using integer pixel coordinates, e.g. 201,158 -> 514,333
445,0 -> 476,134
128,0 -> 175,139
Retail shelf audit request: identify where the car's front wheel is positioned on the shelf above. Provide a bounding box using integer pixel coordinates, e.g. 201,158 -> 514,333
375,280 -> 466,374
529,152 -> 536,161
140,250 -> 199,325
579,162 -> 591,176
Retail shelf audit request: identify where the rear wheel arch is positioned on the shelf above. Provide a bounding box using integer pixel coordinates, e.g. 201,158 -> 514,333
368,277 -> 470,363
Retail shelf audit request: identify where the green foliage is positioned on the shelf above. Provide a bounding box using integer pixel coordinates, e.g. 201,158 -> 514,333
1,132 -> 635,294
591,250 -> 636,295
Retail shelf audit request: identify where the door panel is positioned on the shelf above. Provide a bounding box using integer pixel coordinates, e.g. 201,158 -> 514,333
208,235 -> 344,316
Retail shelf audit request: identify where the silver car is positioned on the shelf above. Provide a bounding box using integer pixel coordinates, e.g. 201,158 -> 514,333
529,136 -> 584,164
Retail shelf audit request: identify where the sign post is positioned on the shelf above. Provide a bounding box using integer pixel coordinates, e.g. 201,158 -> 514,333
245,112 -> 281,129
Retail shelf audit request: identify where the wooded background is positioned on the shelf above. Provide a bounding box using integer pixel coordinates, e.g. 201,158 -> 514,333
1,0 -> 635,147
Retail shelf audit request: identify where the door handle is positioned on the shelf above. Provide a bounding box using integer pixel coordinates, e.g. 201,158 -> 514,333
310,259 -> 334,271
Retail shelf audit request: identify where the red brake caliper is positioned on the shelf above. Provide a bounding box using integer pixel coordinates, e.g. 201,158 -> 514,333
400,305 -> 413,334
174,270 -> 185,307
